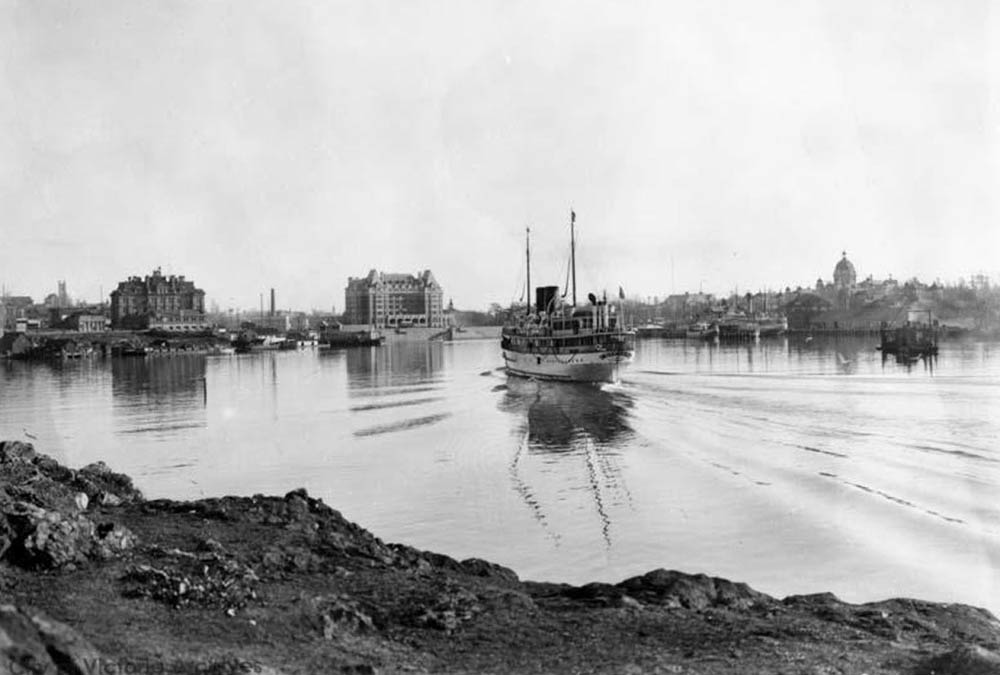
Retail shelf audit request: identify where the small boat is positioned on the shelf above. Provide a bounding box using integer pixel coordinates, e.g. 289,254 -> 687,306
233,331 -> 285,353
111,342 -> 150,357
500,211 -> 635,384
685,322 -> 717,340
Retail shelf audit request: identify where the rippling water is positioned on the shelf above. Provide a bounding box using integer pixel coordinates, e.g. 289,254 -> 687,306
2,335 -> 998,614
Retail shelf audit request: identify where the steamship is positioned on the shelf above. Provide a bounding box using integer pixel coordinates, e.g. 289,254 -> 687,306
500,212 -> 635,384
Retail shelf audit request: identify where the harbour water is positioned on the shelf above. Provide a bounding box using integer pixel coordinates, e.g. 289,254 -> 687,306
2,335 -> 999,615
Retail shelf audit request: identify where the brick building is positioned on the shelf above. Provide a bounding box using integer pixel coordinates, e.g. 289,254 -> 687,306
344,270 -> 444,328
109,268 -> 206,330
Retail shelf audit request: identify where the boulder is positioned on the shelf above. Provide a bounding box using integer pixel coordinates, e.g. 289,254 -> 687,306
4,502 -> 95,568
72,461 -> 143,504
562,582 -> 627,606
0,441 -> 36,464
122,546 -> 259,611
918,645 -> 1000,675
93,522 -> 137,560
30,454 -> 74,483
0,443 -> 140,515
2,471 -> 84,516
459,557 -> 519,583
0,604 -> 102,674
299,594 -> 375,638
1,501 -> 135,569
409,585 -> 483,632
617,569 -> 769,610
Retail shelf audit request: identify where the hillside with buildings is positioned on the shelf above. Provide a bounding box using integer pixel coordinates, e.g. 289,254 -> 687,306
630,252 -> 1000,336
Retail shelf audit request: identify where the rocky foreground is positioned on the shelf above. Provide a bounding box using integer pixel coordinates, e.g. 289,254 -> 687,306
1,440 -> 998,674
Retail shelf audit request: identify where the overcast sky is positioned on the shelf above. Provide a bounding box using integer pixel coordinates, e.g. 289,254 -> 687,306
2,0 -> 998,311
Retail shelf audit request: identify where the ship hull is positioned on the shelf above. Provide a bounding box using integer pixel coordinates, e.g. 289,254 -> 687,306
502,348 -> 631,383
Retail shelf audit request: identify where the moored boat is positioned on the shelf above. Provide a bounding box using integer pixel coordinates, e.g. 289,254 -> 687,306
757,316 -> 788,337
233,331 -> 286,354
500,212 -> 635,384
716,314 -> 760,342
111,342 -> 151,357
685,321 -> 718,340
319,328 -> 384,349
636,323 -> 664,338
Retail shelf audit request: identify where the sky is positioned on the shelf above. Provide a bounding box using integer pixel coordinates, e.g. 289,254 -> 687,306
2,0 -> 998,311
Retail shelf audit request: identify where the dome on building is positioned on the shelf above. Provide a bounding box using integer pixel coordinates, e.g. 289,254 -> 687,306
833,251 -> 856,289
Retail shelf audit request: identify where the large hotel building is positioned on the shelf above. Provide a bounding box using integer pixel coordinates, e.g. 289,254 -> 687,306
344,269 -> 445,328
109,268 -> 206,330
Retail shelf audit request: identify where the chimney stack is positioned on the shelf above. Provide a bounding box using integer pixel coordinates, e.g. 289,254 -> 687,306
270,288 -> 275,317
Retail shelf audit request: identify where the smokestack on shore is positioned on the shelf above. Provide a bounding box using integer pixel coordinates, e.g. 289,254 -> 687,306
270,288 -> 275,317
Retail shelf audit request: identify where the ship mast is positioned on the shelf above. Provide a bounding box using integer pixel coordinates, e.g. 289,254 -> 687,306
570,210 -> 577,307
525,226 -> 531,316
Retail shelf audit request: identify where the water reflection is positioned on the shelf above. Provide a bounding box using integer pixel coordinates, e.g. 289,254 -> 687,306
498,377 -> 636,547
782,334 -> 885,375
111,356 -> 206,434
882,350 -> 937,373
499,377 -> 634,448
111,356 -> 205,399
344,342 -> 444,390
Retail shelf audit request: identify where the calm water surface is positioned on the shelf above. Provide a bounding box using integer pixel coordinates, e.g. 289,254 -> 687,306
2,336 -> 999,614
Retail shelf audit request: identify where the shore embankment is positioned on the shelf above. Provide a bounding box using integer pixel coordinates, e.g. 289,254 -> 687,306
1,439 -> 998,674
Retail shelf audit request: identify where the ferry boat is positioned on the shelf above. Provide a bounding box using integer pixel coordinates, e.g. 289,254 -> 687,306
501,212 -> 635,384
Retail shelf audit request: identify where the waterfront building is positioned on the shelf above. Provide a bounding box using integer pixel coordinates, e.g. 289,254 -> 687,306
109,268 -> 206,330
1,296 -> 35,331
661,292 -> 715,320
14,318 -> 42,333
64,313 -> 108,333
344,270 -> 445,328
833,252 -> 857,310
783,293 -> 833,331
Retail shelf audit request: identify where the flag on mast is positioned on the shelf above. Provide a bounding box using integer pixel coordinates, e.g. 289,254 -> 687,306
618,286 -> 625,300
571,209 -> 576,223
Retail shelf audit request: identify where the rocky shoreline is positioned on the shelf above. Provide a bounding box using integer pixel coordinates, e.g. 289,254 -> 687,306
1,439 -> 998,674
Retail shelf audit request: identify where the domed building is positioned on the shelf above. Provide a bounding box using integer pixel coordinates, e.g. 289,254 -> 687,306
833,251 -> 857,309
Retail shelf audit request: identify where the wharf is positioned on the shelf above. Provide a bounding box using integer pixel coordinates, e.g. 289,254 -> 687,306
0,330 -> 229,361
